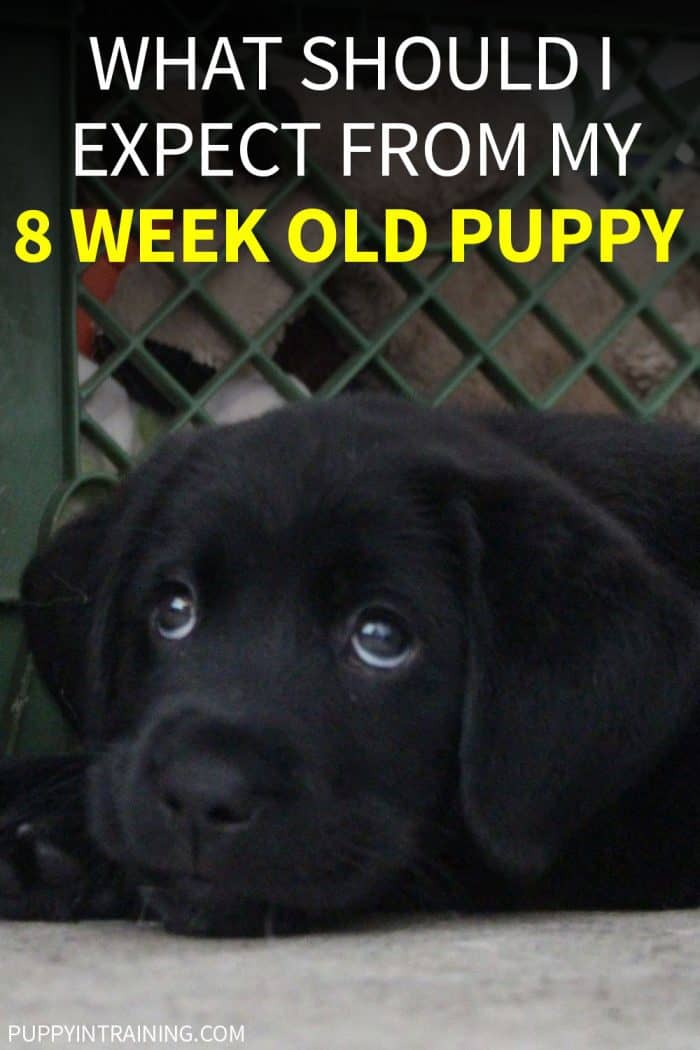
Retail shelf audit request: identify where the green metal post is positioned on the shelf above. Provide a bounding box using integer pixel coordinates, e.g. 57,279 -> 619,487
0,5 -> 77,753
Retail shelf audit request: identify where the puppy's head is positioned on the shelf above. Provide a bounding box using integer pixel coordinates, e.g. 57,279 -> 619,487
22,396 -> 700,933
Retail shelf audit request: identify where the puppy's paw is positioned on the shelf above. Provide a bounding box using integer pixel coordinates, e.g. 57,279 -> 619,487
0,819 -> 133,922
0,753 -> 136,922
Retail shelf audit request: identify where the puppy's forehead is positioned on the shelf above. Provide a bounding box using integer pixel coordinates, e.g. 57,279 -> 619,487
147,404 -> 437,566
183,413 -> 400,517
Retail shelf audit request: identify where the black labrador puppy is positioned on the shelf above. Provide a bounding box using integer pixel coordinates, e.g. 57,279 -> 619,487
3,395 -> 700,935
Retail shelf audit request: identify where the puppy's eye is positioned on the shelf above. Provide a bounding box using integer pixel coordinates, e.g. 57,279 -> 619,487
350,608 -> 414,670
152,584 -> 197,641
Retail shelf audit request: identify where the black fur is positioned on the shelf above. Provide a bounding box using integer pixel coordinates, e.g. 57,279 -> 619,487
5,395 -> 700,935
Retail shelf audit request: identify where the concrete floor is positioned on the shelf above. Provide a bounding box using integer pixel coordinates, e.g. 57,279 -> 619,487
1,912 -> 699,1049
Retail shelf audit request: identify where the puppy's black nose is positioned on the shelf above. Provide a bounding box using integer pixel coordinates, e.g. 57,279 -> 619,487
156,755 -> 257,833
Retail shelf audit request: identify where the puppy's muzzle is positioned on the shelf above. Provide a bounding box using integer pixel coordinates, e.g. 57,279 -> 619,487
136,712 -> 297,868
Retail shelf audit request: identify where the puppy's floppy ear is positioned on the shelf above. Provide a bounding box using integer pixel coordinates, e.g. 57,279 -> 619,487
21,432 -> 197,738
429,437 -> 700,880
21,496 -> 120,735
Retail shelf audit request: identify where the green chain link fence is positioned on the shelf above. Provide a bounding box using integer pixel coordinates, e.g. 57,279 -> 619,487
1,2 -> 699,752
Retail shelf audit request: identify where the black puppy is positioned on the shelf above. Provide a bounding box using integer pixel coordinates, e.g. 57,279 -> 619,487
3,395 -> 700,935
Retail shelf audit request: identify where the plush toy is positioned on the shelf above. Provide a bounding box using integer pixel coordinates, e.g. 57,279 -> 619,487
77,209 -> 139,358
79,352 -> 293,473
106,180 -> 320,370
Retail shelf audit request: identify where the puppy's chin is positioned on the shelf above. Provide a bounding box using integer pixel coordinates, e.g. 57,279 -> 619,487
87,746 -> 417,935
136,851 -> 408,937
138,881 -> 272,937
137,880 -> 370,937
